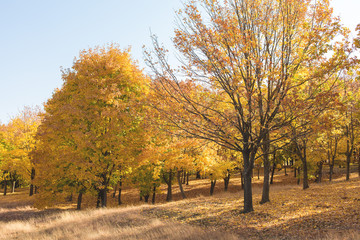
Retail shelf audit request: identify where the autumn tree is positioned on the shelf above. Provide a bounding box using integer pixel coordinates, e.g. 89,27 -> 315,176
34,45 -> 148,209
146,0 -> 348,212
339,70 -> 360,181
0,107 -> 41,196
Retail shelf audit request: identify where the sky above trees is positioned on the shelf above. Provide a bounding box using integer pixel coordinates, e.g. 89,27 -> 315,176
0,0 -> 359,123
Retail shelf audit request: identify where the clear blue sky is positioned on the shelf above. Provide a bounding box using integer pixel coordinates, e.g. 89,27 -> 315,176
0,0 -> 359,123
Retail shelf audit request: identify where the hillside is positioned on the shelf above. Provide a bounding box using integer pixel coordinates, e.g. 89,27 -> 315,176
0,172 -> 359,240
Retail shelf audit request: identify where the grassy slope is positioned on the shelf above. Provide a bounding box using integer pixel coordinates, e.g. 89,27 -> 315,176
144,175 -> 360,240
0,170 -> 359,240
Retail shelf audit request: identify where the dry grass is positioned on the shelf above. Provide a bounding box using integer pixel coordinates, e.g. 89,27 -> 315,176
0,167 -> 359,240
143,173 -> 360,240
0,206 -> 237,240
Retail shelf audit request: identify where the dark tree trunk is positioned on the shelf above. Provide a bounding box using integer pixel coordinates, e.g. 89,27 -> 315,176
302,140 -> 309,190
315,161 -> 323,183
261,133 -> 270,204
223,171 -> 230,191
144,194 -> 150,203
186,172 -> 190,185
165,169 -> 173,202
270,162 -> 276,184
302,159 -> 309,189
35,186 -> 38,194
196,171 -> 201,179
346,153 -> 351,181
182,171 -> 186,184
152,185 -> 156,204
100,188 -> 107,208
77,192 -> 83,210
210,179 -> 216,196
177,170 -> 186,199
29,167 -> 35,196
118,180 -> 122,205
297,168 -> 301,185
294,166 -> 297,178
242,150 -> 254,213
3,179 -> 7,196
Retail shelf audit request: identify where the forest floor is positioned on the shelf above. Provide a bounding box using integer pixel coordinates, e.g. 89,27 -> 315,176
0,167 -> 359,239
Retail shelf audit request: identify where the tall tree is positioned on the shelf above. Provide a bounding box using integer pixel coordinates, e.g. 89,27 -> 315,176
146,0 -> 348,212
34,45 -> 148,208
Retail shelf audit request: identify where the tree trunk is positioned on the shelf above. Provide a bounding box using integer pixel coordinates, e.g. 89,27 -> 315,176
112,184 -> 118,198
294,166 -> 297,178
144,194 -> 150,203
118,180 -> 122,205
166,169 -> 172,202
12,181 -> 16,193
196,171 -> 201,179
100,188 -> 107,208
297,167 -> 301,185
346,153 -> 351,181
77,192 -> 83,210
182,171 -> 186,184
177,170 -> 186,199
242,150 -> 254,213
261,133 -> 270,204
302,159 -> 309,189
270,162 -> 276,184
302,140 -> 309,189
210,179 -> 216,196
329,164 -> 334,181
3,179 -> 7,196
186,172 -> 190,185
284,165 -> 287,176
223,171 -> 230,191
152,185 -> 156,204
29,167 -> 35,196
315,161 -> 323,183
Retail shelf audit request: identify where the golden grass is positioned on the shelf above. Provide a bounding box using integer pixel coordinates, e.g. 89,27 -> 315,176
0,168 -> 359,240
0,206 -> 237,240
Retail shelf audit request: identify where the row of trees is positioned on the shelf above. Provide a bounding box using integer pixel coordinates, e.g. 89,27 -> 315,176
0,107 -> 40,196
144,0 -> 360,212
1,0 -> 360,213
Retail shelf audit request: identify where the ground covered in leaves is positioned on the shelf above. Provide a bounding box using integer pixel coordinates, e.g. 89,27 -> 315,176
143,175 -> 360,240
0,169 -> 359,239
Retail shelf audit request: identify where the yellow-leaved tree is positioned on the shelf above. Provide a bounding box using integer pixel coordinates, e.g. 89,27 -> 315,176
146,0 -> 350,212
0,106 -> 41,196
34,45 -> 149,209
